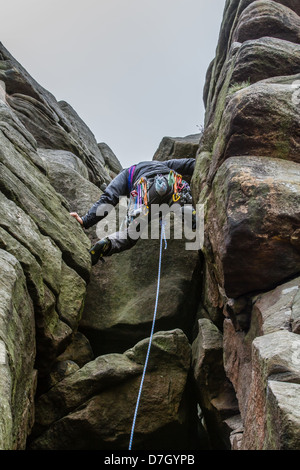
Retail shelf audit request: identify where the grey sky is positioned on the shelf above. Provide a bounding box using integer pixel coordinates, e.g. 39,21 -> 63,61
2,0 -> 226,168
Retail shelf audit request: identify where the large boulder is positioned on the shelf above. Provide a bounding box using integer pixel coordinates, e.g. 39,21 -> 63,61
29,329 -> 194,450
199,73 -> 300,191
37,148 -> 102,215
251,276 -> 300,335
80,216 -> 201,356
230,37 -> 300,86
242,330 -> 300,450
0,104 -> 91,377
223,273 -> 300,449
191,0 -> 300,452
204,156 -> 300,299
211,76 -> 300,180
223,323 -> 300,450
232,1 -> 300,45
203,0 -> 300,115
153,134 -> 201,163
196,67 -> 300,201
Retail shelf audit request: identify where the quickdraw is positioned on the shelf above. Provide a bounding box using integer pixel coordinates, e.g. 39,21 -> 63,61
141,177 -> 148,207
127,178 -> 149,224
168,170 -> 182,202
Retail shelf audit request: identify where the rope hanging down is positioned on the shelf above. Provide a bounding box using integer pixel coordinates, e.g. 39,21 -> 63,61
128,219 -> 167,451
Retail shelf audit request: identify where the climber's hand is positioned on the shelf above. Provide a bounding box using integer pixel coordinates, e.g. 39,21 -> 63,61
70,212 -> 83,226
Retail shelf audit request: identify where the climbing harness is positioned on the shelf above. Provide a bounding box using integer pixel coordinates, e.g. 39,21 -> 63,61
125,170 -> 185,227
122,169 -> 191,234
131,177 -> 149,213
128,219 -> 167,451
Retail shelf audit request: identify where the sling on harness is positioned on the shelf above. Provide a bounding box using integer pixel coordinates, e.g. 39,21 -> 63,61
128,219 -> 167,451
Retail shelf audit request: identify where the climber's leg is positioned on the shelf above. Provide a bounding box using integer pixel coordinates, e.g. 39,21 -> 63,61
89,221 -> 144,264
89,237 -> 112,265
105,227 -> 140,256
179,204 -> 197,230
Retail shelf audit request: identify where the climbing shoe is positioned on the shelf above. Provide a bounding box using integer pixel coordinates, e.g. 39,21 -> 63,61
89,237 -> 111,265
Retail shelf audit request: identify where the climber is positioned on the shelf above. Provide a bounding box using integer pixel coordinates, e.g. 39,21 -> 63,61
70,158 -> 196,265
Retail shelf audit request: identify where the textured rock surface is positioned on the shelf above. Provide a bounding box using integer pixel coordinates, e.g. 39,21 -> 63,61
192,319 -> 239,449
191,0 -> 300,450
98,142 -> 123,178
0,42 -> 95,447
80,230 -> 201,356
77,140 -> 201,356
0,250 -> 36,449
251,277 -> 300,335
29,330 -> 194,450
206,156 -> 300,298
153,134 -> 201,163
230,37 -> 300,85
264,381 -> 300,450
242,331 -> 300,450
0,38 -> 202,449
0,99 -> 91,374
232,1 -> 300,45
0,0 -> 300,452
203,0 -> 300,114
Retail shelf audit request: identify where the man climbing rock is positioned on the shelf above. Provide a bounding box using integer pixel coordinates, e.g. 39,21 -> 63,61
70,158 -> 196,265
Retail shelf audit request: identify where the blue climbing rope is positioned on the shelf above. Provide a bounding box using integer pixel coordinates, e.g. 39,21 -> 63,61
128,219 -> 167,450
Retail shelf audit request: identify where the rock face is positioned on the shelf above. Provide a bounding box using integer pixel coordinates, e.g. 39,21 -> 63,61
0,250 -> 36,450
0,41 -> 98,447
98,142 -> 123,178
153,134 -> 201,163
207,156 -> 300,298
191,0 -> 300,450
0,41 -> 200,449
192,319 -> 239,449
80,227 -> 201,356
79,138 -> 201,357
0,42 -> 111,187
1,0 -> 299,452
29,329 -> 193,450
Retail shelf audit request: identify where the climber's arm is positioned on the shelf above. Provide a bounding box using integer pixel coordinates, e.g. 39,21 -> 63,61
71,169 -> 128,229
165,158 -> 195,176
70,212 -> 84,225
